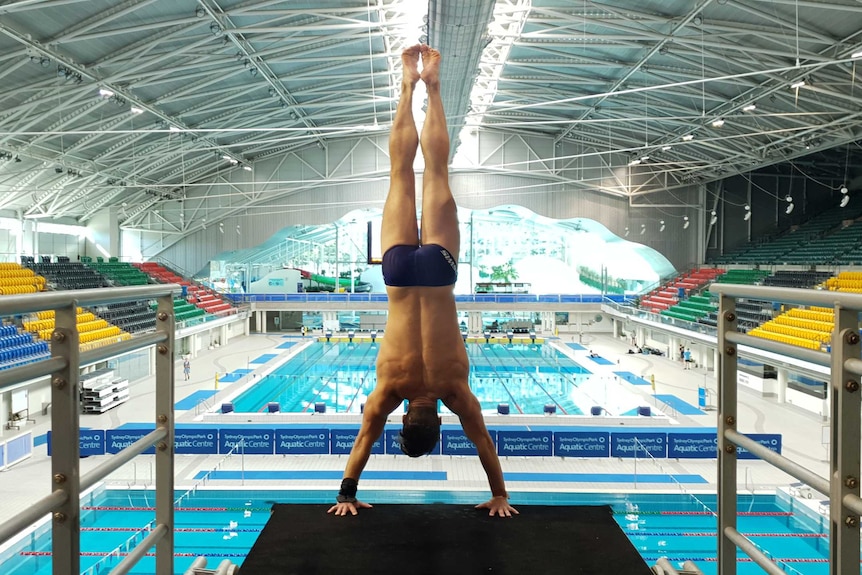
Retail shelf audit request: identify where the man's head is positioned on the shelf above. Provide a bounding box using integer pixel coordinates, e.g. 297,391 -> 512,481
397,403 -> 441,457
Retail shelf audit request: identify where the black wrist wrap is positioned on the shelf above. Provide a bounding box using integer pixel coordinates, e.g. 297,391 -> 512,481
337,477 -> 358,503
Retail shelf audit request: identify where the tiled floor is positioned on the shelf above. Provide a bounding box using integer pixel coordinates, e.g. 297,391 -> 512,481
0,329 -> 831,530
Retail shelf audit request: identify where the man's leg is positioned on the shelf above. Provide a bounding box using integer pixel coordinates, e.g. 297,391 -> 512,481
380,45 -> 422,254
418,46 -> 460,261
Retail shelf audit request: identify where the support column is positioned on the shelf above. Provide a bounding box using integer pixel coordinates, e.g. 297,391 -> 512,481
220,325 -> 229,347
541,311 -> 556,335
468,311 -> 483,334
776,367 -> 787,404
257,311 -> 266,334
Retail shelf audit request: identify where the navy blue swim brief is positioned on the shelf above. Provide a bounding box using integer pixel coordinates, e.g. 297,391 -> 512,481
382,244 -> 458,287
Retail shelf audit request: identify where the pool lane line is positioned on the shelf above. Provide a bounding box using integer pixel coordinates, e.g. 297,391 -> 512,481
623,531 -> 826,538
81,527 -> 262,533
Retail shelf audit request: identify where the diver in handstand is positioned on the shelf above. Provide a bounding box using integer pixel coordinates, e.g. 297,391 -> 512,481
328,45 -> 517,518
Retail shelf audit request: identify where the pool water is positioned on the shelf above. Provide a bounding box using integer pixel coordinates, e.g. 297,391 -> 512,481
231,342 -> 596,415
0,489 -> 830,575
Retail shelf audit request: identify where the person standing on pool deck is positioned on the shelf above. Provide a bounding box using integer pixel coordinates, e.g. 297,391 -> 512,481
328,45 -> 517,519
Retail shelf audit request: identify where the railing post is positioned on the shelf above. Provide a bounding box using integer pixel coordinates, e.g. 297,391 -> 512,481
830,305 -> 860,574
155,292 -> 176,574
716,293 -> 737,575
51,301 -> 80,575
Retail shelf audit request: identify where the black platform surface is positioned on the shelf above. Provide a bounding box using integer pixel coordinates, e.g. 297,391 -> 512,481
240,504 -> 653,575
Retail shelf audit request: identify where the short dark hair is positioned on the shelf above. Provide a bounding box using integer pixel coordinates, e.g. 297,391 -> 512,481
397,404 -> 440,457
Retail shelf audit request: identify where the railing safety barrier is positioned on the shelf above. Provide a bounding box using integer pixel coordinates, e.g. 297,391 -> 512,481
0,284 -> 178,575
709,282 -> 860,575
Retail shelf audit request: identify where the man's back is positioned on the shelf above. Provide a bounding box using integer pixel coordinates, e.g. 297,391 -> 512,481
377,285 -> 468,402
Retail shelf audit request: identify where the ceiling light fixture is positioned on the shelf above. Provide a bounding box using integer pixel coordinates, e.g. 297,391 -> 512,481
786,203 -> 794,214
661,145 -> 672,151
624,227 -> 630,237
841,195 -> 851,208
640,224 -> 646,235
711,118 -> 725,128
98,88 -> 114,98
682,134 -> 694,141
659,220 -> 666,232
742,104 -> 756,112
710,210 -> 718,225
790,80 -> 806,89
840,185 -> 849,195
628,159 -> 641,167
683,216 -> 690,230
130,106 -> 143,114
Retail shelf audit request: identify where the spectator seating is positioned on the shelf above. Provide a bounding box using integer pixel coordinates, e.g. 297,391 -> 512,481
23,309 -> 132,351
639,267 -> 723,313
825,271 -> 862,293
135,261 -> 234,315
749,306 -> 833,351
660,295 -> 717,323
83,257 -> 151,286
0,263 -> 47,294
762,270 -> 833,289
0,324 -> 49,370
714,269 -> 771,285
92,301 -> 156,334
25,260 -> 109,290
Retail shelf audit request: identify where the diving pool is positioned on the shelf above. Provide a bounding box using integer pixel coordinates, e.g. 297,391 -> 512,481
0,488 -> 831,575
230,341 -> 607,415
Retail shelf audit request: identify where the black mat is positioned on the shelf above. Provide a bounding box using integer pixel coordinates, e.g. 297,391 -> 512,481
240,504 -> 652,575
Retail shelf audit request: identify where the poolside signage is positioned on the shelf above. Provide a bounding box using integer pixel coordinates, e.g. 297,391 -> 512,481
554,431 -> 610,457
219,430 -> 275,454
611,432 -> 667,458
737,433 -> 782,459
275,429 -> 330,454
105,429 -> 156,455
441,430 -> 479,456
667,433 -> 717,458
496,431 -> 553,457
175,429 -> 218,454
331,428 -> 384,455
47,430 -> 106,457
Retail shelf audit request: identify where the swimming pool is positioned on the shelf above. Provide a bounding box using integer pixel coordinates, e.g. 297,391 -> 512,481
230,342 -> 601,415
0,488 -> 830,575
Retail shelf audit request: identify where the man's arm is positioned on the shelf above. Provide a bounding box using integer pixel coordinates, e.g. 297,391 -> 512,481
445,392 -> 518,517
328,389 -> 399,516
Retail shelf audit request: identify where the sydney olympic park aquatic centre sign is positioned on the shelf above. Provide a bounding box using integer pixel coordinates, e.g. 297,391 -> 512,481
47,427 -> 781,460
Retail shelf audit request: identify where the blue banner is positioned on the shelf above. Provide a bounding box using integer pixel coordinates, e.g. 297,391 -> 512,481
219,430 -> 275,454
554,431 -> 610,457
738,433 -> 782,460
668,433 -> 717,459
175,429 -> 218,455
441,430 -> 479,456
384,429 -> 442,455
330,429 -> 384,455
47,430 -> 106,457
496,431 -> 553,457
275,429 -> 330,454
0,441 -> 5,469
611,432 -> 667,458
106,429 -> 156,455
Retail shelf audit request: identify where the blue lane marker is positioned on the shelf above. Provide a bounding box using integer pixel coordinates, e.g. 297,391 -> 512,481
614,371 -> 651,385
587,355 -> 615,366
504,472 -> 707,484
250,354 -> 278,364
218,372 -> 243,383
192,470 -> 448,481
567,343 -> 586,350
175,390 -> 218,410
653,394 -> 706,416
276,341 -> 296,349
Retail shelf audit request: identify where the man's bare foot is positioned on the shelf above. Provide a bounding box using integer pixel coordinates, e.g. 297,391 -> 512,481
402,44 -> 421,87
420,45 -> 441,88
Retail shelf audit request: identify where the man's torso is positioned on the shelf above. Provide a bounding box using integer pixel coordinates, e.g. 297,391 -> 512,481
375,286 -> 468,404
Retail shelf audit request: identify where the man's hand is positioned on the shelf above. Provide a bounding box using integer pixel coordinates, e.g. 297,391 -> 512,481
327,499 -> 373,516
475,496 -> 518,518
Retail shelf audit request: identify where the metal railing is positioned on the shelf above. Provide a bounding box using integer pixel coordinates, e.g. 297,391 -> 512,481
0,284 -> 178,575
709,282 -> 860,575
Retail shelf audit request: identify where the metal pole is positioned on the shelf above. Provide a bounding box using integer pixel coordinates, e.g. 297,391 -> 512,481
716,294 -> 737,575
830,304 -> 860,574
154,293 -> 175,575
52,300 -> 80,575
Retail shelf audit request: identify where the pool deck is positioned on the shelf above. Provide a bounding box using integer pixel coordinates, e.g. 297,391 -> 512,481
0,330 -> 831,529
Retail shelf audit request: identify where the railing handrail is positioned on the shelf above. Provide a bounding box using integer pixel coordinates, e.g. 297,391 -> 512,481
711,282 -> 860,575
0,285 -> 179,575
